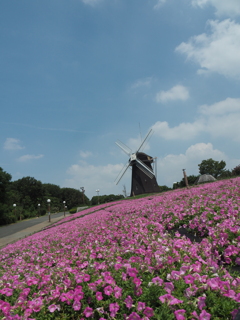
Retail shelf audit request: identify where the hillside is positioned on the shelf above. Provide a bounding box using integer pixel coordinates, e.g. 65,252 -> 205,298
1,177 -> 240,319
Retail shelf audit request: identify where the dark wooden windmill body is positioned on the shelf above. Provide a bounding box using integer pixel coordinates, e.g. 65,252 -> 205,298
115,129 -> 160,196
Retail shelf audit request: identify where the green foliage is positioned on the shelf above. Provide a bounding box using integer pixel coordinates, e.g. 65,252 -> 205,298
0,167 -> 12,203
69,207 -> 77,214
91,194 -> 124,205
159,185 -> 172,192
198,158 -> 226,178
0,167 -> 90,225
232,164 -> 240,176
175,175 -> 199,188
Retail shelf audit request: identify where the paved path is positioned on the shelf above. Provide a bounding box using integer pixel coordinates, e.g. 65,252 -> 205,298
0,212 -> 69,249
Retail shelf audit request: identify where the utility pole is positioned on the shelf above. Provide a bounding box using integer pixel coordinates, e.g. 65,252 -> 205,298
80,187 -> 85,205
182,169 -> 189,189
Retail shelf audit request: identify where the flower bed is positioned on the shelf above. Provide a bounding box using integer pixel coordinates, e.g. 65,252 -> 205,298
0,178 -> 240,319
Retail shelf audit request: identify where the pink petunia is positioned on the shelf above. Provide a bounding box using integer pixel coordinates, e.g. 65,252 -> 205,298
197,296 -> 206,310
137,301 -> 146,312
199,310 -> 211,320
104,285 -> 113,296
83,306 -> 93,318
114,286 -> 122,299
48,304 -> 60,312
73,300 -> 81,311
128,312 -> 141,320
143,307 -> 154,317
109,302 -> 120,317
174,309 -> 186,320
125,295 -> 133,309
96,291 -> 103,301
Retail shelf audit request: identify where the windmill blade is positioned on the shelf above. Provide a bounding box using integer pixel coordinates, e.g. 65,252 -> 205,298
137,128 -> 153,153
135,162 -> 154,179
135,158 -> 155,179
115,140 -> 132,156
115,161 -> 131,185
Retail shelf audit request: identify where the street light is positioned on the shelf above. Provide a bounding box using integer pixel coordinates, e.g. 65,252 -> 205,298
47,199 -> 51,222
96,189 -> 100,204
63,201 -> 66,217
38,203 -> 40,218
13,204 -> 16,220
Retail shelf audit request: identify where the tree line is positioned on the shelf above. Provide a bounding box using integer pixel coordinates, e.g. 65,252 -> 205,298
0,167 -> 90,225
173,159 -> 240,189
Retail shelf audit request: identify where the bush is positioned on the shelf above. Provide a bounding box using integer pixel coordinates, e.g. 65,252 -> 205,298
69,208 -> 77,214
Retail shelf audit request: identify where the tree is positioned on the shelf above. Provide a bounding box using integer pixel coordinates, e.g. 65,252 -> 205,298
198,159 -> 226,178
232,165 -> 240,176
0,167 -> 12,203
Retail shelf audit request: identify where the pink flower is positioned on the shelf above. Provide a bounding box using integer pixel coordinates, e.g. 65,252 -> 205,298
125,295 -> 133,309
83,274 -> 91,282
133,277 -> 142,287
164,282 -> 174,293
152,276 -> 163,286
24,308 -> 33,317
109,302 -> 120,317
128,312 -> 141,320
104,275 -> 115,285
137,301 -> 146,312
184,274 -> 194,284
207,278 -> 219,290
197,296 -> 206,310
83,306 -> 93,318
114,286 -> 122,298
127,267 -> 138,277
96,291 -> 103,301
143,307 -> 154,317
174,309 -> 186,320
48,304 -> 60,312
104,285 -> 113,296
0,288 -> 13,296
73,300 -> 81,311
159,294 -> 183,305
199,310 -> 211,320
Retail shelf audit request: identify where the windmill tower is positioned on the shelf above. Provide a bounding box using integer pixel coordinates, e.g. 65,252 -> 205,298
115,129 -> 160,196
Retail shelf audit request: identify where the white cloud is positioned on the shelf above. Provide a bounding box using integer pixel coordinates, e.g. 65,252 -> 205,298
131,77 -> 153,90
154,0 -> 166,10
66,162 -> 128,199
152,97 -> 240,142
157,142 -> 228,186
4,138 -> 24,150
152,120 -> 204,140
176,19 -> 240,79
191,0 -> 240,17
156,85 -> 190,103
17,154 -> 44,162
80,150 -> 92,158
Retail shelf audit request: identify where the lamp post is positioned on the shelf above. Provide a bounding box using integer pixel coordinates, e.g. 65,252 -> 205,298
47,199 -> 51,222
63,201 -> 66,217
96,189 -> 100,205
13,204 -> 16,220
38,203 -> 40,218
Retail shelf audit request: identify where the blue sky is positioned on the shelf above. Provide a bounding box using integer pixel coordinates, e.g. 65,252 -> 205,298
1,0 -> 240,199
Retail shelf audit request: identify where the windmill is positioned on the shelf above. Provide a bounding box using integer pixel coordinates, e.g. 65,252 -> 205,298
115,129 -> 160,196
